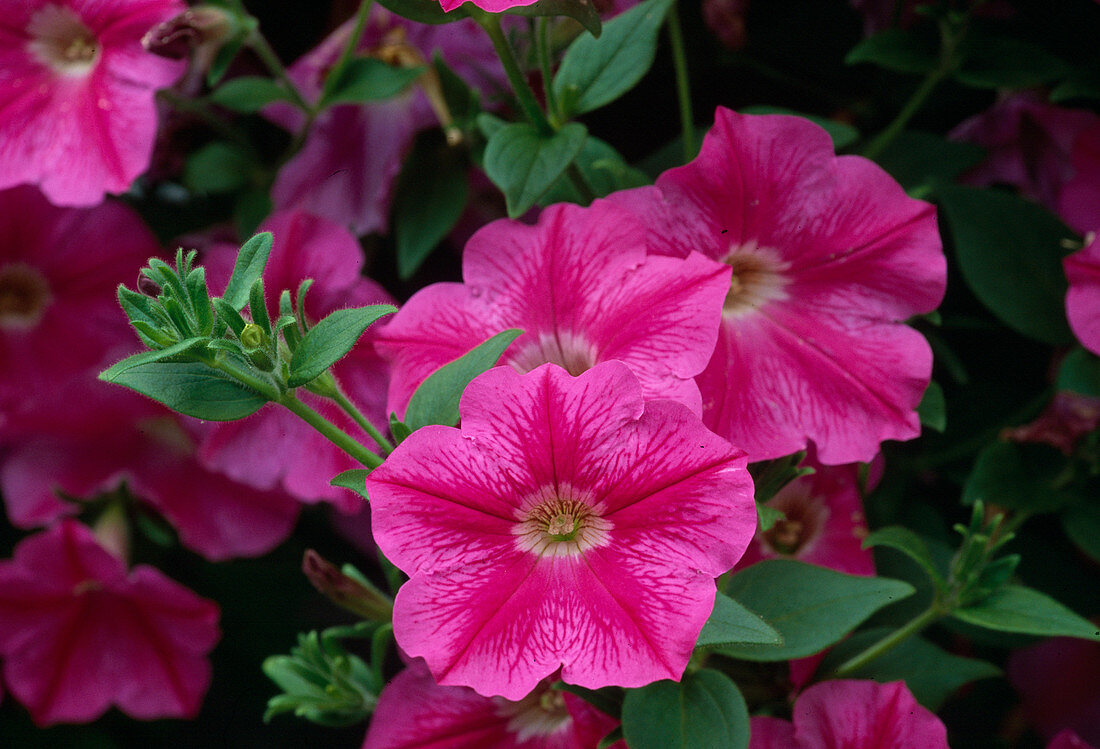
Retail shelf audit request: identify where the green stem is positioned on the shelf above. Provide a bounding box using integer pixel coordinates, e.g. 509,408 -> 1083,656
535,18 -> 561,126
279,392 -> 385,469
212,357 -> 282,400
565,162 -> 597,204
475,13 -> 553,134
246,29 -> 313,114
666,1 -> 694,163
332,387 -> 394,455
832,603 -> 943,677
861,21 -> 965,161
330,0 -> 375,90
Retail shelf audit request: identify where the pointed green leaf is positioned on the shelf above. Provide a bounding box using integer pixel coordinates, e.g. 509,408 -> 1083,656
288,305 -> 397,387
374,0 -> 463,24
552,0 -> 673,117
209,76 -> 294,112
845,27 -> 938,74
740,105 -> 860,150
918,380 -> 946,432
249,277 -> 271,333
483,122 -> 587,218
99,337 -> 209,381
1057,347 -> 1100,397
331,469 -> 371,501
103,361 -> 269,421
224,233 -> 274,311
953,584 -> 1100,641
1062,501 -> 1100,564
403,329 -> 523,431
504,0 -> 602,38
863,526 -> 945,587
622,669 -> 749,749
954,31 -> 1069,90
714,559 -> 915,661
696,592 -> 782,648
963,441 -> 1080,514
322,58 -> 424,107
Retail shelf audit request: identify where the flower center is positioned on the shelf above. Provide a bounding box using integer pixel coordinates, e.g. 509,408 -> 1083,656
513,484 -> 612,557
508,331 -> 597,377
762,483 -> 828,557
27,5 -> 100,76
497,686 -> 571,743
0,263 -> 52,330
721,241 -> 790,318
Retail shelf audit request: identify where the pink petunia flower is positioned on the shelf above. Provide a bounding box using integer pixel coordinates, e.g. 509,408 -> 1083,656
0,520 -> 220,726
950,93 -> 1099,214
0,378 -> 302,561
610,108 -> 945,464
1008,629 -> 1100,746
737,455 -> 874,576
0,185 -> 161,427
195,210 -> 394,511
267,11 -> 503,236
1059,123 -> 1100,236
363,659 -> 622,749
749,679 -> 949,748
366,362 -> 757,700
1065,235 -> 1100,356
1049,731 -> 1099,749
0,0 -> 184,206
375,200 -> 731,420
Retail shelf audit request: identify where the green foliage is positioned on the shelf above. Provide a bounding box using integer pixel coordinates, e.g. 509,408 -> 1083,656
819,628 -> 1000,710
288,306 -> 398,388
621,669 -> 749,749
918,380 -> 947,432
552,0 -> 674,118
953,585 -> 1100,641
209,76 -> 293,112
541,135 -> 650,205
100,338 -> 210,381
740,105 -> 860,150
503,0 -> 602,38
183,141 -> 252,194
102,361 -> 269,421
374,0 -> 462,23
392,132 -> 470,279
695,593 -> 782,648
963,441 -> 1080,513
223,232 -> 274,312
1058,348 -> 1100,397
715,560 -> 915,661
953,32 -> 1069,90
321,59 -> 424,107
939,184 -> 1076,345
403,329 -> 524,431
873,131 -> 984,196
864,526 -> 946,589
1062,502 -> 1100,564
845,28 -> 938,74
483,122 -> 588,217
330,469 -> 371,501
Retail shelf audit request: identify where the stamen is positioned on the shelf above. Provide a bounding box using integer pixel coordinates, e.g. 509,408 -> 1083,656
27,5 -> 100,76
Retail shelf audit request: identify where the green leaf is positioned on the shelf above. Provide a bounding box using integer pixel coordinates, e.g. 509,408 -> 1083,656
1057,347 -> 1100,397
248,277 -> 271,334
483,123 -> 587,218
552,683 -> 623,719
331,469 -> 370,501
234,187 -> 273,238
714,560 -> 914,661
403,329 -> 523,431
918,380 -> 946,432
206,27 -> 250,87
102,361 -> 268,421
863,526 -> 945,587
740,105 -> 860,150
818,629 -> 1001,710
953,584 -> 1100,641
322,58 -> 424,107
433,53 -> 481,130
621,669 -> 749,749
389,413 -> 413,444
183,141 -> 252,194
757,503 -> 785,531
99,338 -> 209,381
938,184 -> 1076,344
374,0 -> 463,23
392,132 -> 469,280
845,28 -> 938,74
209,76 -> 293,112
223,232 -> 274,311
962,441 -> 1079,514
504,0 -> 602,39
288,305 -> 397,387
541,135 -> 650,205
954,32 -> 1069,90
696,593 -> 782,648
873,131 -> 984,195
1062,501 -> 1100,564
1051,67 -> 1100,103
184,268 -> 214,334
118,284 -> 167,328
552,0 -> 674,118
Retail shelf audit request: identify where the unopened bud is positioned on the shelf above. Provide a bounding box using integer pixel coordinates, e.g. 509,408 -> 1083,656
142,6 -> 234,60
136,273 -> 162,298
239,322 -> 265,350
303,550 -> 393,621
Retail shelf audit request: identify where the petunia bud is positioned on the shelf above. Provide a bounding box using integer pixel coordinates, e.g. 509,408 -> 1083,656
142,6 -> 234,60
302,550 -> 393,621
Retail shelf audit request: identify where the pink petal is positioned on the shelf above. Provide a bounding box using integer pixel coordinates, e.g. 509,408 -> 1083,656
793,680 -> 948,748
1065,236 -> 1100,356
748,716 -> 797,749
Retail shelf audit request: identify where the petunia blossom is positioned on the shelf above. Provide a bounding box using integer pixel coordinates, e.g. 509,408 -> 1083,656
611,108 -> 945,464
749,679 -> 949,749
1049,731 -> 1099,749
1059,122 -> 1100,235
363,659 -> 623,749
375,200 -> 731,419
1008,629 -> 1100,746
195,210 -> 394,511
0,520 -> 220,726
0,0 -> 184,206
736,454 -> 874,576
0,185 -> 162,427
0,378 -> 302,561
267,10 -> 502,236
1065,235 -> 1100,356
366,362 -> 757,700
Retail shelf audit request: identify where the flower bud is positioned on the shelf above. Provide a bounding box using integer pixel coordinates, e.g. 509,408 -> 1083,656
239,322 -> 265,350
302,550 -> 393,621
142,6 -> 233,60
136,272 -> 162,298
